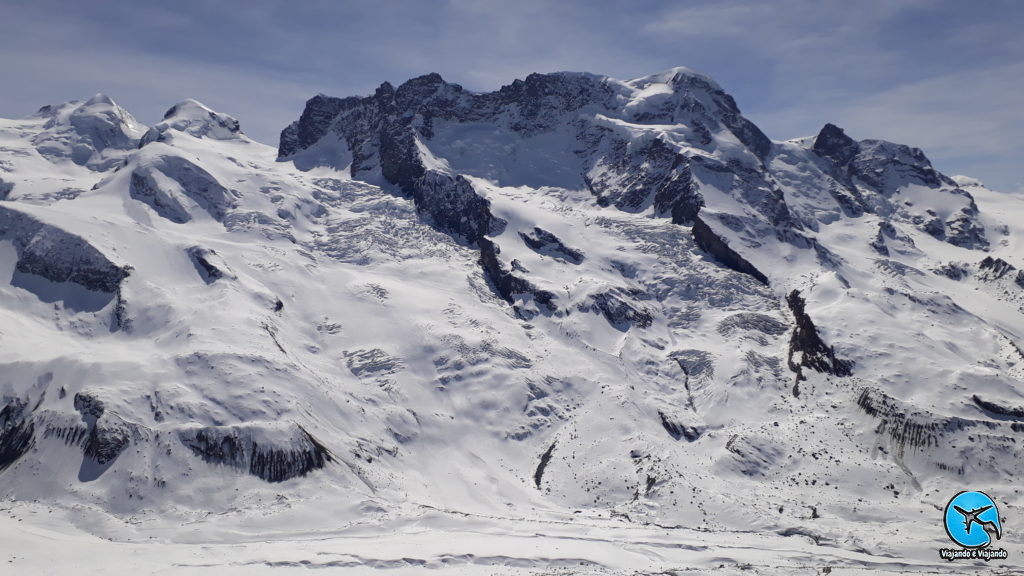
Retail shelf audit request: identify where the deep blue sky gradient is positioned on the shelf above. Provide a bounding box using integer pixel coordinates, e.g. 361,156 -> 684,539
1,0 -> 1021,191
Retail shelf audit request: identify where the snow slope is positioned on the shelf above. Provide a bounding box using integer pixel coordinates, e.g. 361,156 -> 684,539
1,70 -> 1023,574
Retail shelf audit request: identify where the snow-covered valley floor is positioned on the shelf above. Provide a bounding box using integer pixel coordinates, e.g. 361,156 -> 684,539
3,499 -> 1017,575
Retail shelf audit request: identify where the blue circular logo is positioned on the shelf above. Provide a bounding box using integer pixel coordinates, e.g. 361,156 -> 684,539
944,491 -> 1002,549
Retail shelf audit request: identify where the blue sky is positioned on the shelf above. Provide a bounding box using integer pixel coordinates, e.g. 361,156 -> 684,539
1,0 -> 1021,191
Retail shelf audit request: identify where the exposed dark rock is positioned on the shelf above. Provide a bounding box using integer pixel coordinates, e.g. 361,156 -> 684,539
0,178 -> 12,200
519,227 -> 584,264
584,136 -> 703,222
851,140 -> 947,190
786,290 -> 853,381
870,221 -> 896,256
279,94 -> 351,157
478,237 -> 556,315
812,123 -> 859,166
178,423 -> 332,483
411,172 -> 501,244
0,399 -> 34,472
534,441 -> 556,488
73,392 -> 130,466
946,204 -> 988,250
578,288 -> 653,330
933,261 -> 971,280
692,215 -> 768,285
978,256 -> 1015,282
658,411 -> 702,441
0,205 -> 131,293
856,388 -> 1014,461
186,246 -> 225,283
972,395 -> 1024,420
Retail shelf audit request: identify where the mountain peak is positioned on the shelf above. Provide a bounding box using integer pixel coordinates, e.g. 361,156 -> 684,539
84,93 -> 115,107
141,99 -> 243,145
29,94 -> 144,171
812,123 -> 858,164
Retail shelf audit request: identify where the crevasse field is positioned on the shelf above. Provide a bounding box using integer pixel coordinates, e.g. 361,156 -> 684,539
1,70 -> 1022,575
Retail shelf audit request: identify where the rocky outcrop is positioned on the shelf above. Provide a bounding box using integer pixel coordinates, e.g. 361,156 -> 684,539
410,172 -> 500,244
519,227 -> 584,264
577,288 -> 653,330
977,256 -> 1015,282
857,388 -> 1020,470
0,205 -> 131,293
972,395 -> 1024,420
658,411 -> 702,442
0,399 -> 34,472
186,246 -> 228,284
73,392 -> 132,469
0,178 -> 12,201
692,215 -> 768,285
786,290 -> 853,382
534,441 -> 556,488
811,124 -> 988,251
279,94 -> 353,158
178,423 -> 332,483
584,136 -> 703,222
478,237 -> 556,315
812,123 -> 858,166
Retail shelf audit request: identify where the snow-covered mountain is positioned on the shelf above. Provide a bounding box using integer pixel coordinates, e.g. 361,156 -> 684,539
1,69 -> 1022,573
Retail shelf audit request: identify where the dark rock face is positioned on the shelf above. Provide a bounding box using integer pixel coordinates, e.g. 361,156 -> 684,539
811,125 -> 988,251
279,95 -> 352,157
977,256 -> 1015,282
870,221 -> 896,256
584,136 -> 703,222
785,290 -> 853,381
478,237 -> 557,315
934,261 -> 971,281
857,388 -> 1021,471
0,205 -> 131,293
0,178 -> 13,200
972,395 -> 1024,420
178,423 -> 332,483
578,288 -> 653,330
534,441 -> 556,488
0,399 -> 34,472
812,123 -> 858,166
73,392 -> 130,467
658,411 -> 702,442
186,246 -> 224,284
410,172 -> 501,244
519,227 -> 584,264
692,215 -> 768,285
129,156 -> 237,223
